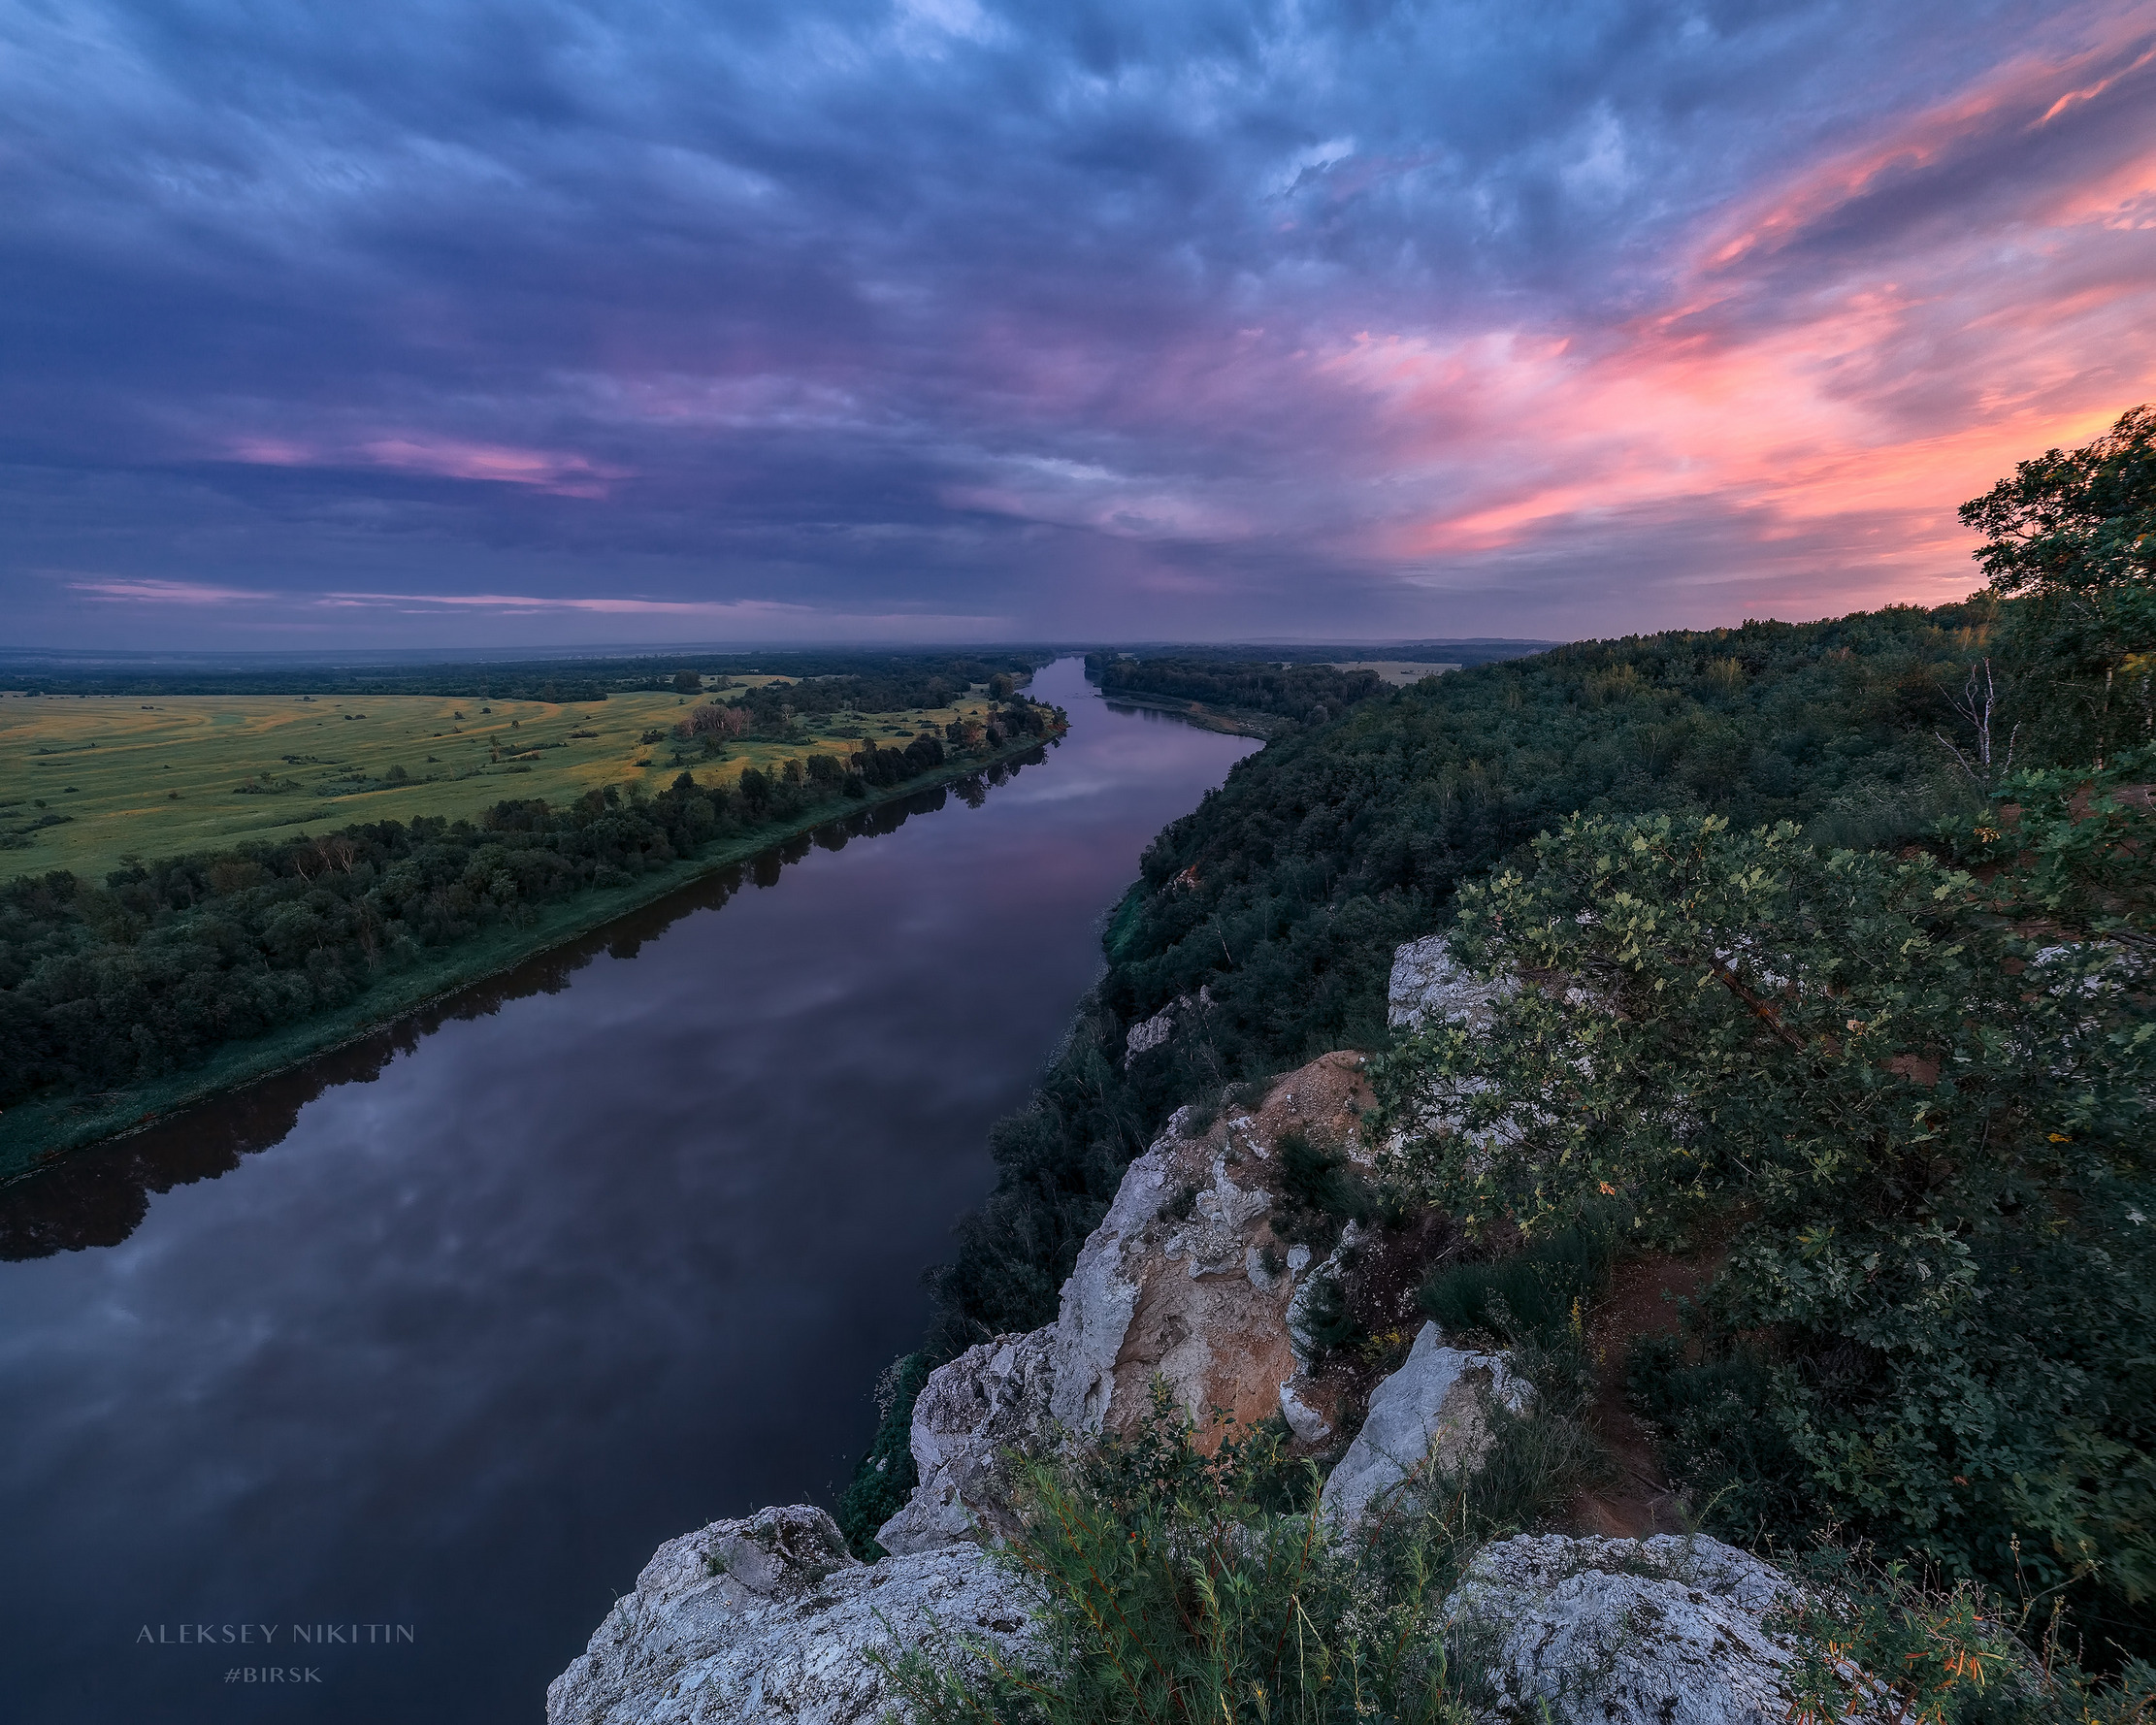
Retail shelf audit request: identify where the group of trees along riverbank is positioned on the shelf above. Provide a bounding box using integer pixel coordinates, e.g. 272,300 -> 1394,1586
847,407 -> 2156,1685
1085,657 -> 1391,728
0,696 -> 1064,1123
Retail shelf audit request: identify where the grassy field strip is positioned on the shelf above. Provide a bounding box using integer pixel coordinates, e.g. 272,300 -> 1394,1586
1324,661 -> 1460,685
0,728 -> 1060,1178
0,683 -> 997,882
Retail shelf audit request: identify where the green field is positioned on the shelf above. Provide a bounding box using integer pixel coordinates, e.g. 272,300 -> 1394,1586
0,681 -> 1002,881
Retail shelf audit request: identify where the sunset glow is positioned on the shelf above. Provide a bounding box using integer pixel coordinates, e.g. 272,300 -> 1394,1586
6,0 -> 2154,645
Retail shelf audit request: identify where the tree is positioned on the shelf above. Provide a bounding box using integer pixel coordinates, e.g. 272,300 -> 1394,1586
1960,405 -> 2155,760
1369,808 -> 2154,1637
672,669 -> 702,695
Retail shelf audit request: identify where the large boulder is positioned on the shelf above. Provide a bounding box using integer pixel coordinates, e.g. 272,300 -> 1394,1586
547,1505 -> 1033,1725
1443,1534 -> 1815,1725
1388,934 -> 1514,1031
875,1327 -> 1056,1556
1320,1321 -> 1531,1528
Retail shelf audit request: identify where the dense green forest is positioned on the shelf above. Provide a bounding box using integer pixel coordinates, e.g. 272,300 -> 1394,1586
724,666 -> 1041,731
844,407 -> 2156,1680
0,700 -> 1062,1119
1086,639 -> 1552,667
0,648 -> 1052,703
1084,655 -> 1387,725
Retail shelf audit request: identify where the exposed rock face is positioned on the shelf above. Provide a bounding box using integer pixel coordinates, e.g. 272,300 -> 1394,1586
1124,1004 -> 1179,1065
875,1327 -> 1055,1557
877,1054 -> 1378,1562
1278,1380 -> 1332,1443
1054,1051 -> 1376,1444
1321,1321 -> 1532,1528
1388,934 -> 1515,1031
547,1505 -> 1032,1725
1046,1129 -> 1177,1433
1444,1534 -> 1813,1725
1122,988 -> 1213,1067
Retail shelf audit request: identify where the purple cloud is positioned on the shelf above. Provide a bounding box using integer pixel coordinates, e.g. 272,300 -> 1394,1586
2,0 -> 2152,648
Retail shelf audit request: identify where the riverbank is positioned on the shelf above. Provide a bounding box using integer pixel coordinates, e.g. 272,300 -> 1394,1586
1095,690 -> 1281,736
0,727 -> 1064,1182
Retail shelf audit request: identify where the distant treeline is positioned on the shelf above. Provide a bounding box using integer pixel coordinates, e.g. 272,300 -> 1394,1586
1085,655 -> 1387,724
0,705 -> 1062,1115
1088,639 -> 1552,667
0,649 -> 1053,706
721,666 -> 1037,729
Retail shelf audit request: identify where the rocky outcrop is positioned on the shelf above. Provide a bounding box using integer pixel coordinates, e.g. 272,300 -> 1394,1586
1124,1004 -> 1179,1065
547,1505 -> 1032,1725
877,1053 -> 1378,1560
1046,1123 -> 1180,1434
1122,988 -> 1212,1067
1321,1321 -> 1532,1528
1388,934 -> 1514,1031
1052,1051 -> 1375,1443
549,1043 -> 1615,1723
875,1328 -> 1055,1556
1444,1534 -> 1814,1725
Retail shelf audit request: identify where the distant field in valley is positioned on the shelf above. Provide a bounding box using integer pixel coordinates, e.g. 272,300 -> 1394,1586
1324,661 -> 1460,685
0,680 -> 996,881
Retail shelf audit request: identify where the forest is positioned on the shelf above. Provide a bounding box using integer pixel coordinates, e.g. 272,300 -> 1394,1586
0,699 -> 1064,1122
1084,655 -> 1388,725
846,407 -> 2155,1690
723,666 -> 1041,731
1085,639 -> 1552,668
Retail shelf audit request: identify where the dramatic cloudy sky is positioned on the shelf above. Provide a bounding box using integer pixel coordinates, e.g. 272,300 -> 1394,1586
5,0 -> 2155,648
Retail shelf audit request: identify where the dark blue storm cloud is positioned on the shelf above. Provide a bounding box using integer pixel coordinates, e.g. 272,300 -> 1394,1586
4,0 -> 2153,646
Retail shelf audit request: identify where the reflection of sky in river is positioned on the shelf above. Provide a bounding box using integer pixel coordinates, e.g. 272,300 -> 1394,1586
0,658 -> 1254,1724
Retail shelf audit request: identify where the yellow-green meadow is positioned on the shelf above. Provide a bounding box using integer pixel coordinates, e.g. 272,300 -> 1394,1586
0,681 -> 1004,881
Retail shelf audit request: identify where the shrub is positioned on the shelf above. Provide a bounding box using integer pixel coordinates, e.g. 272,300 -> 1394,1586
1372,803 -> 2155,1655
882,1385 -> 1479,1725
1275,1129 -> 1374,1249
1419,1211 -> 1619,1349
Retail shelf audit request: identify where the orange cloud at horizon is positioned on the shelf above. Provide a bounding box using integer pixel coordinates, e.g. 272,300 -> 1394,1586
1337,16 -> 2156,614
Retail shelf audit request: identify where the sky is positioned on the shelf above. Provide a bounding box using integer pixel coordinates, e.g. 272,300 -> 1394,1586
4,0 -> 2154,650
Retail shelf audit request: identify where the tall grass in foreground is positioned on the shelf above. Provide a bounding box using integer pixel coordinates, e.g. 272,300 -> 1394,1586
878,1385 -> 2155,1725
876,1382 -> 1594,1725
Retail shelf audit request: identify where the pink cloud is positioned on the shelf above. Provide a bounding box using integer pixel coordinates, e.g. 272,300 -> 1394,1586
323,591 -> 814,615
1314,21 -> 2156,611
355,437 -> 630,497
68,577 -> 264,603
223,433 -> 630,498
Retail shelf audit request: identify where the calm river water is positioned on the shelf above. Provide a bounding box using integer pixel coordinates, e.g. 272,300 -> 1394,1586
0,657 -> 1255,1723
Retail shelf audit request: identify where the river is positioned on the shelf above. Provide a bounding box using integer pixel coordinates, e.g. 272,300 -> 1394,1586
0,657 -> 1256,1723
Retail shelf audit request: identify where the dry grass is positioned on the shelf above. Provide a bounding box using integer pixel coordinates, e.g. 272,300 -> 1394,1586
0,683 -> 996,880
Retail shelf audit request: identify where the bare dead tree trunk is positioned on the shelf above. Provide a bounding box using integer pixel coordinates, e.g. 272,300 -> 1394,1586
1935,656 -> 2018,791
